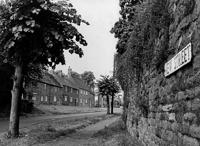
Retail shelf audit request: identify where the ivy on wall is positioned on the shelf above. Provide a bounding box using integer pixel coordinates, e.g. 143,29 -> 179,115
112,0 -> 171,117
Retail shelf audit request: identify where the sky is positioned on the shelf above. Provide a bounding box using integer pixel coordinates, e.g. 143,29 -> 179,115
55,0 -> 120,79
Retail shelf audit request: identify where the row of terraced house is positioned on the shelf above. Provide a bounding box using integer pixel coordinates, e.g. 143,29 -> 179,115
25,67 -> 95,107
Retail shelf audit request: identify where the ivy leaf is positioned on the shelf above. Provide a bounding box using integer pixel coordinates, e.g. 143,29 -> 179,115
25,20 -> 36,27
69,49 -> 74,54
7,41 -> 15,49
32,8 -> 41,14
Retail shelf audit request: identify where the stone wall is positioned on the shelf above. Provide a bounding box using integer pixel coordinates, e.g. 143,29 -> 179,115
126,0 -> 200,145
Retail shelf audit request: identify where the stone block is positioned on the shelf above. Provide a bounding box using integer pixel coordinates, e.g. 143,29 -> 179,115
183,112 -> 197,124
171,133 -> 178,145
182,135 -> 199,146
160,112 -> 169,121
185,89 -> 195,99
171,122 -> 179,132
155,113 -> 161,120
161,130 -> 174,142
189,125 -> 200,139
194,87 -> 200,97
178,133 -> 183,146
148,112 -> 156,119
148,118 -> 156,126
169,113 -> 176,122
173,102 -> 181,112
159,87 -> 165,99
162,104 -> 173,112
177,91 -> 186,100
191,98 -> 200,111
193,55 -> 200,70
186,101 -> 192,111
161,120 -> 171,130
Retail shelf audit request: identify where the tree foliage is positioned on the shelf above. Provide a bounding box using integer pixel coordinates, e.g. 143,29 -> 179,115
81,71 -> 95,89
0,0 -> 88,69
97,75 -> 120,114
111,0 -> 171,116
97,75 -> 120,97
111,0 -> 170,89
71,71 -> 81,78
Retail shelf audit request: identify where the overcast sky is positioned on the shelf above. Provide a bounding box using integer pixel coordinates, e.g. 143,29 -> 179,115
55,0 -> 120,79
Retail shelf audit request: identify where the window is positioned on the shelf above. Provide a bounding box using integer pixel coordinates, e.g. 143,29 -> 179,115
80,99 -> 82,103
85,99 -> 88,104
71,88 -> 73,93
67,87 -> 71,92
55,87 -> 57,92
41,96 -> 44,101
45,96 -> 48,102
54,96 -> 57,102
64,96 -> 67,101
32,96 -> 36,101
44,84 -> 46,89
70,97 -> 73,102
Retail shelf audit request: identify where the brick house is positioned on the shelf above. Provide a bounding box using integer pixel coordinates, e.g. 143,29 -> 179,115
66,67 -> 95,107
27,67 -> 95,107
26,72 -> 62,105
50,70 -> 79,106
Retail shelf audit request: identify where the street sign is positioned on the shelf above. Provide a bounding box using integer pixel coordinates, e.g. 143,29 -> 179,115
164,43 -> 192,77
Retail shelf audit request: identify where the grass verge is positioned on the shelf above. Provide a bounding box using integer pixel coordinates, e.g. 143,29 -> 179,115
0,114 -> 117,146
93,118 -> 143,146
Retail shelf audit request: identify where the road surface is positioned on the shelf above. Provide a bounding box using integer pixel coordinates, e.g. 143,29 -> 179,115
0,108 -> 122,133
37,116 -> 120,146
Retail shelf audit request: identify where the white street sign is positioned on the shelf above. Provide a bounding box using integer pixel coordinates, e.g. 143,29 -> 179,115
164,43 -> 192,77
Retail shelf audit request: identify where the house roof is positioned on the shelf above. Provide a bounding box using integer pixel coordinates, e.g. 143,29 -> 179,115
48,69 -> 94,94
50,71 -> 78,89
69,75 -> 92,92
40,72 -> 62,87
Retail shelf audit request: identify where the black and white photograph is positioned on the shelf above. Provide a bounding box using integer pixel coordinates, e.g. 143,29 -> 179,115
0,0 -> 199,146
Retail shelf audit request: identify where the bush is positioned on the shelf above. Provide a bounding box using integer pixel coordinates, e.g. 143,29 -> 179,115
21,100 -> 33,113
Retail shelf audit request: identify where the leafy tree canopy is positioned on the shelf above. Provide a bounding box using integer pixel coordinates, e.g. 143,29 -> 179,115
81,71 -> 95,89
0,0 -> 89,69
111,0 -> 143,54
111,0 -> 170,90
97,75 -> 120,97
71,71 -> 81,78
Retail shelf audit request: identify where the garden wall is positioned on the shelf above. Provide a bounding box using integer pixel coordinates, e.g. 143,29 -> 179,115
126,0 -> 200,145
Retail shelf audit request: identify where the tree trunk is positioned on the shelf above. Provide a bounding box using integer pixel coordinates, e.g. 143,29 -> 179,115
8,64 -> 24,137
111,94 -> 114,114
106,95 -> 110,114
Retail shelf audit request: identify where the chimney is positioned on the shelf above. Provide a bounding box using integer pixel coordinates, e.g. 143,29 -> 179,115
68,66 -> 72,77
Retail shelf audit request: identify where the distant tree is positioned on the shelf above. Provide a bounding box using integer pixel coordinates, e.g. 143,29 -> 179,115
71,71 -> 81,78
97,76 -> 119,114
81,71 -> 95,89
109,77 -> 120,114
0,0 -> 88,137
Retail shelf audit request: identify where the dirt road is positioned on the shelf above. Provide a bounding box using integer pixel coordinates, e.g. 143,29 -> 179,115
0,112 -> 106,133
37,116 -> 120,146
